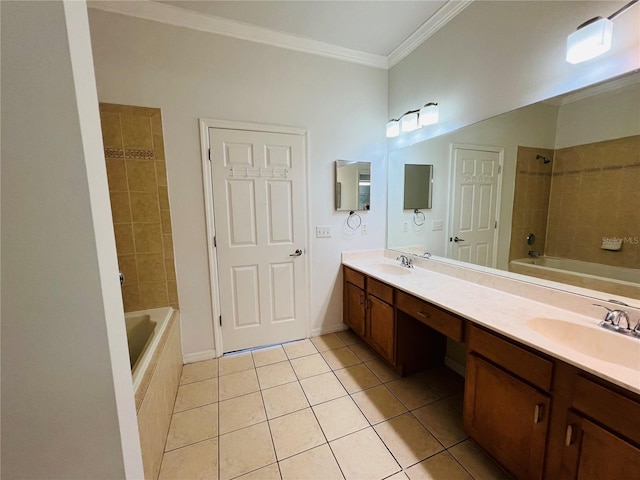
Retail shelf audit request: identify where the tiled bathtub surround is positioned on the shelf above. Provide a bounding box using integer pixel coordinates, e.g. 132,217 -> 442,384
158,334 -> 512,480
99,103 -> 179,311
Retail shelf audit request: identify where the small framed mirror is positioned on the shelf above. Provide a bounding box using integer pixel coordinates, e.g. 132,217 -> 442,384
403,164 -> 433,210
335,160 -> 371,211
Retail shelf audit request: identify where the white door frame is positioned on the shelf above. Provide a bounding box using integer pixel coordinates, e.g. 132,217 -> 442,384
447,143 -> 504,267
199,118 -> 310,357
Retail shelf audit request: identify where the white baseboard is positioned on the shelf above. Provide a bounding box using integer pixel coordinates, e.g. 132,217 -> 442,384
183,349 -> 217,364
310,323 -> 349,337
444,355 -> 466,377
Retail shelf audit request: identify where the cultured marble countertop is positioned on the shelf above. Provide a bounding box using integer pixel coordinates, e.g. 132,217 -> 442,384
342,250 -> 640,395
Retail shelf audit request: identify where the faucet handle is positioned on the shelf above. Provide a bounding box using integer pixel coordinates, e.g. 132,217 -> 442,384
593,304 -> 615,324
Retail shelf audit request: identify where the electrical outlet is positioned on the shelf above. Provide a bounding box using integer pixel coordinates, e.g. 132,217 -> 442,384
361,224 -> 368,234
432,220 -> 444,231
403,222 -> 408,232
315,225 -> 331,238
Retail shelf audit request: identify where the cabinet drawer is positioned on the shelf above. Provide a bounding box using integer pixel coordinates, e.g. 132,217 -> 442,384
468,324 -> 553,392
367,277 -> 394,304
344,266 -> 365,289
572,375 -> 640,444
396,291 -> 465,342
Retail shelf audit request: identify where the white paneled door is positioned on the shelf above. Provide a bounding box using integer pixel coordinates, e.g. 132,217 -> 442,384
209,128 -> 307,353
449,147 -> 502,267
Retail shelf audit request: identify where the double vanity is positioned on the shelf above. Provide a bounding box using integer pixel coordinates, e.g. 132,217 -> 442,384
342,250 -> 640,480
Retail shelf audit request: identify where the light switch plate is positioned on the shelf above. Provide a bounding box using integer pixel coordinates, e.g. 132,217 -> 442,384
432,220 -> 444,231
316,225 -> 331,238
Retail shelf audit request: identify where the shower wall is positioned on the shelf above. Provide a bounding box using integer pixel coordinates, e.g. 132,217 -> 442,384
99,103 -> 179,312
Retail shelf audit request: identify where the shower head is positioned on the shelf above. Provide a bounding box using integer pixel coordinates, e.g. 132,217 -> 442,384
536,154 -> 551,164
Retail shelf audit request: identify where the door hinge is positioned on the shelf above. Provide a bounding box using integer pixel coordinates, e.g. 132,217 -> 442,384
208,148 -> 211,161
495,220 -> 498,229
219,315 -> 222,326
213,235 -> 217,248
497,165 -> 502,174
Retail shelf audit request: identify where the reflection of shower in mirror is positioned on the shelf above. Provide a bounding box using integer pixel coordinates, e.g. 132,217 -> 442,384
536,154 -> 552,164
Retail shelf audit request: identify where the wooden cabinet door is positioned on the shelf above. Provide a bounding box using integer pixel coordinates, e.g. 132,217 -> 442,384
464,354 -> 550,480
344,282 -> 366,337
367,295 -> 395,363
560,411 -> 640,479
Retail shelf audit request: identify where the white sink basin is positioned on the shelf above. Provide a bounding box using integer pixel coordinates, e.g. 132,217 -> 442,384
527,317 -> 640,370
371,263 -> 412,275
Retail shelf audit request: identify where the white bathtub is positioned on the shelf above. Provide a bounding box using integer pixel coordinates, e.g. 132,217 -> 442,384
125,307 -> 174,393
509,256 -> 639,298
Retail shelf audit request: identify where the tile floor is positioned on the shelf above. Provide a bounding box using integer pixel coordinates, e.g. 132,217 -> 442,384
158,331 -> 513,480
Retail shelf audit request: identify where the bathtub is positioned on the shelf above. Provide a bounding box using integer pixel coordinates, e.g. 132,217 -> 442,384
126,307 -> 183,480
509,256 -> 640,299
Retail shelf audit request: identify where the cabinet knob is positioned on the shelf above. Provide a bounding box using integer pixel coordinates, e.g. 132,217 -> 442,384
565,425 -> 574,446
417,311 -> 431,319
533,404 -> 543,424
359,294 -> 364,305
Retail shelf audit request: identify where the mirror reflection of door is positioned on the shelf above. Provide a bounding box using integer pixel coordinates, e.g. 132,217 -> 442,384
335,160 -> 371,211
358,170 -> 370,210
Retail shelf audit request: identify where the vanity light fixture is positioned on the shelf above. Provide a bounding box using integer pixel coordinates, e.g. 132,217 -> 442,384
386,102 -> 439,138
566,0 -> 638,64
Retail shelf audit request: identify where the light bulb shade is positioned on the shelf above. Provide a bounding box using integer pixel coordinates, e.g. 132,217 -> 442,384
400,112 -> 420,132
566,17 -> 613,64
419,103 -> 439,126
386,119 -> 400,138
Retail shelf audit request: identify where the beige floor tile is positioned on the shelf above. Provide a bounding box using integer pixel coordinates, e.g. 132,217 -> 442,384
374,414 -> 444,468
290,353 -> 331,379
300,371 -> 348,405
218,391 -> 266,435
180,359 -> 218,385
413,400 -> 468,448
334,363 -> 381,394
366,358 -> 401,383
158,437 -> 218,480
351,385 -> 407,424
233,463 -> 280,480
256,360 -> 296,389
387,473 -> 410,480
219,369 -> 259,401
405,451 -> 472,480
349,343 -> 378,362
173,379 -> 218,413
219,351 -> 254,376
446,392 -> 465,413
219,423 -> 276,480
330,427 -> 401,480
336,329 -> 362,346
386,376 -> 440,411
279,444 -> 344,480
313,396 -> 369,441
321,347 -> 362,370
283,339 -> 318,359
165,403 -> 218,451
311,333 -> 346,352
252,345 -> 287,367
261,381 -> 309,419
419,366 -> 465,397
449,439 -> 514,480
268,408 -> 326,460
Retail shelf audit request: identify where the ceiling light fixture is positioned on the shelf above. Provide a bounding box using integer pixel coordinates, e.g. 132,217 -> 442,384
386,102 -> 439,138
566,0 -> 638,64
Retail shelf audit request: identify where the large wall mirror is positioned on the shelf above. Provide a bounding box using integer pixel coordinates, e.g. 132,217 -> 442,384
387,71 -> 640,301
336,160 -> 371,211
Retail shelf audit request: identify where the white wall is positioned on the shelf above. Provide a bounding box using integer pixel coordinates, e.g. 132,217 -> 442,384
388,1 -> 640,150
1,1 -> 142,477
388,102 -> 559,269
555,81 -> 640,148
88,9 -> 388,356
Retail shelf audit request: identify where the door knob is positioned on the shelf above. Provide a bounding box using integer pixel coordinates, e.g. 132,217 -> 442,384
289,249 -> 303,256
451,236 -> 466,243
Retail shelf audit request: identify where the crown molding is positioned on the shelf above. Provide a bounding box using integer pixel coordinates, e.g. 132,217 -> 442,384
90,0 -> 471,70
89,0 -> 389,69
387,0 -> 473,68
548,71 -> 640,106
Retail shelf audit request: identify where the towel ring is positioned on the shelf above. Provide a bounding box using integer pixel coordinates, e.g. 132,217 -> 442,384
413,209 -> 425,226
347,211 -> 362,230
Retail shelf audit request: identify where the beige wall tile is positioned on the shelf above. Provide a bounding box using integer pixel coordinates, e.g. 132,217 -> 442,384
163,234 -> 174,258
117,254 -> 138,285
167,281 -> 179,305
160,210 -> 172,234
121,284 -> 140,313
158,185 -> 170,210
105,158 -> 128,192
121,114 -> 154,150
133,223 -> 163,253
156,161 -> 167,187
114,224 -> 135,255
165,258 -> 177,282
139,281 -> 169,309
99,112 -> 122,149
130,192 -> 160,222
100,103 -> 133,115
126,160 -> 157,193
137,253 -> 166,283
151,113 -> 163,135
109,191 -> 132,223
132,105 -> 160,117
154,134 -> 165,160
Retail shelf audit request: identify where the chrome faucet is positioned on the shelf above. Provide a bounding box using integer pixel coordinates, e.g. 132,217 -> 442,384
396,255 -> 413,268
593,304 -> 639,337
528,250 -> 540,258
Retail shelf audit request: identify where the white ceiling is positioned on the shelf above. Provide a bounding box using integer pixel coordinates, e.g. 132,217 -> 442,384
90,0 -> 472,69
159,1 -> 447,56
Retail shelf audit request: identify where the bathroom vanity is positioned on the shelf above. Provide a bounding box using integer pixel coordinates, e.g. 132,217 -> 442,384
342,251 -> 640,480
